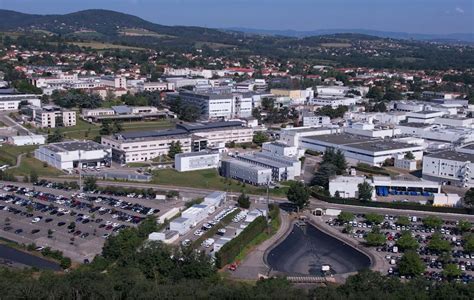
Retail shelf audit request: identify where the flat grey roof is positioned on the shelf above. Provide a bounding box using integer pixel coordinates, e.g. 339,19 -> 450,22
410,110 -> 442,115
398,122 -> 432,128
426,150 -> 474,162
303,134 -> 419,153
44,141 -> 108,153
177,121 -> 244,132
118,128 -> 188,140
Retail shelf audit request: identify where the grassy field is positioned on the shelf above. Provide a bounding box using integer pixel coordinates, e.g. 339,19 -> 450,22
11,156 -> 63,177
119,28 -> 175,39
0,145 -> 38,166
151,169 -> 288,197
0,120 -> 5,127
69,41 -> 147,50
38,119 -> 175,140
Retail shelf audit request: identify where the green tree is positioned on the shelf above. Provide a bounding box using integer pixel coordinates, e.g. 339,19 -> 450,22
358,181 -> 373,201
396,216 -> 411,226
237,192 -> 251,209
23,175 -> 29,183
463,188 -> 474,207
286,181 -> 310,210
338,211 -> 354,223
442,263 -> 461,279
457,220 -> 472,233
404,152 -> 415,160
398,251 -> 425,277
422,216 -> 443,229
333,149 -> 347,175
252,132 -> 269,146
427,233 -> 451,253
463,233 -> 474,252
366,87 -> 384,100
364,213 -> 383,224
396,231 -> 419,251
168,141 -> 183,159
311,162 -> 337,189
365,227 -> 386,246
29,170 -> 38,184
100,120 -> 112,135
84,176 -> 98,192
137,216 -> 158,238
47,128 -> 63,143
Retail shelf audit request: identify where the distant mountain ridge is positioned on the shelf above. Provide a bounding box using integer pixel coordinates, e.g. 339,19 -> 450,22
226,27 -> 474,43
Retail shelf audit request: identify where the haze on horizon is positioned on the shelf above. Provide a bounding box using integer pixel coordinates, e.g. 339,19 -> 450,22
0,0 -> 472,35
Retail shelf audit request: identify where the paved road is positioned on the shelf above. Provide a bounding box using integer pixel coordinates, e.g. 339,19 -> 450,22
0,112 -> 32,136
230,210 -> 292,280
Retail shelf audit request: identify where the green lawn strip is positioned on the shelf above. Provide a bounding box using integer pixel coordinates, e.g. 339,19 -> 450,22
234,207 -> 281,262
192,209 -> 240,248
0,145 -> 38,165
11,157 -> 63,177
151,169 -> 288,196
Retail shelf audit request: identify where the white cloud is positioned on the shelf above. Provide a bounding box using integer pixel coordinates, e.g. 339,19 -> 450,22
455,6 -> 465,14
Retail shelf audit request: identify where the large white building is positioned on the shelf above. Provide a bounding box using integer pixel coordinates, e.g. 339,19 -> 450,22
397,123 -> 474,144
34,141 -> 112,170
25,106 -> 76,128
262,142 -> 302,158
309,97 -> 358,108
102,121 -> 252,164
0,94 -> 41,111
278,127 -> 341,147
7,135 -> 45,146
220,159 -> 272,186
344,122 -> 400,138
175,151 -> 220,172
302,114 -> 331,127
329,175 -> 441,200
178,90 -> 252,120
422,150 -> 474,187
301,133 -> 423,166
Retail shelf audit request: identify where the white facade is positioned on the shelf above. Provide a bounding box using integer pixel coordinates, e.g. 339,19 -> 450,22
406,111 -> 445,124
310,97 -> 358,108
220,159 -> 272,186
0,94 -> 41,111
303,115 -> 331,127
432,193 -> 461,207
262,142 -> 300,158
344,122 -> 400,138
279,127 -> 340,147
170,217 -> 192,235
394,154 -> 417,171
301,134 -> 423,166
329,176 -> 366,198
397,123 -> 474,144
175,152 -> 220,172
34,141 -> 112,170
100,76 -> 127,89
8,135 -> 45,146
422,151 -> 474,187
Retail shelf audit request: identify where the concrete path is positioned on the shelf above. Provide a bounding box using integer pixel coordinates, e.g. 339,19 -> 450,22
229,210 -> 293,280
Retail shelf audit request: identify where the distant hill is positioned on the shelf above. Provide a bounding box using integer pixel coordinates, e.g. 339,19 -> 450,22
0,9 -> 472,70
0,9 -> 244,48
226,27 -> 474,44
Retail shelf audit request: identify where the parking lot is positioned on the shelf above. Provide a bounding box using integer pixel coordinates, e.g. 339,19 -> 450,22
0,182 -> 186,262
325,213 -> 474,283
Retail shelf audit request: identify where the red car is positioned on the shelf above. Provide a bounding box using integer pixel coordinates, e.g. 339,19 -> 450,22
228,263 -> 238,271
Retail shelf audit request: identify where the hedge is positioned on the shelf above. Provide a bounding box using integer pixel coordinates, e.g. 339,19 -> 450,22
215,216 -> 267,268
355,163 -> 391,176
311,190 -> 473,215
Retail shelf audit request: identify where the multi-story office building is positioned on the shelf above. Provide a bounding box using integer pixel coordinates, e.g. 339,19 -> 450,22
35,141 -> 112,170
175,151 -> 220,172
302,114 -> 331,127
422,150 -> 474,187
178,90 -> 252,120
24,105 -> 76,128
235,152 -> 301,182
220,159 -> 272,186
0,94 -> 41,111
100,76 -> 127,89
102,121 -> 253,164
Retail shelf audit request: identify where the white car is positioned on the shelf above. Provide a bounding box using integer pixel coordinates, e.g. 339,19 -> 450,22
194,230 -> 204,236
31,217 -> 42,223
182,239 -> 191,247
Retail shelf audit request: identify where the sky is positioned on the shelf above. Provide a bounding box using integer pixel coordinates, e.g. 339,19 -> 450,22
0,0 -> 472,34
